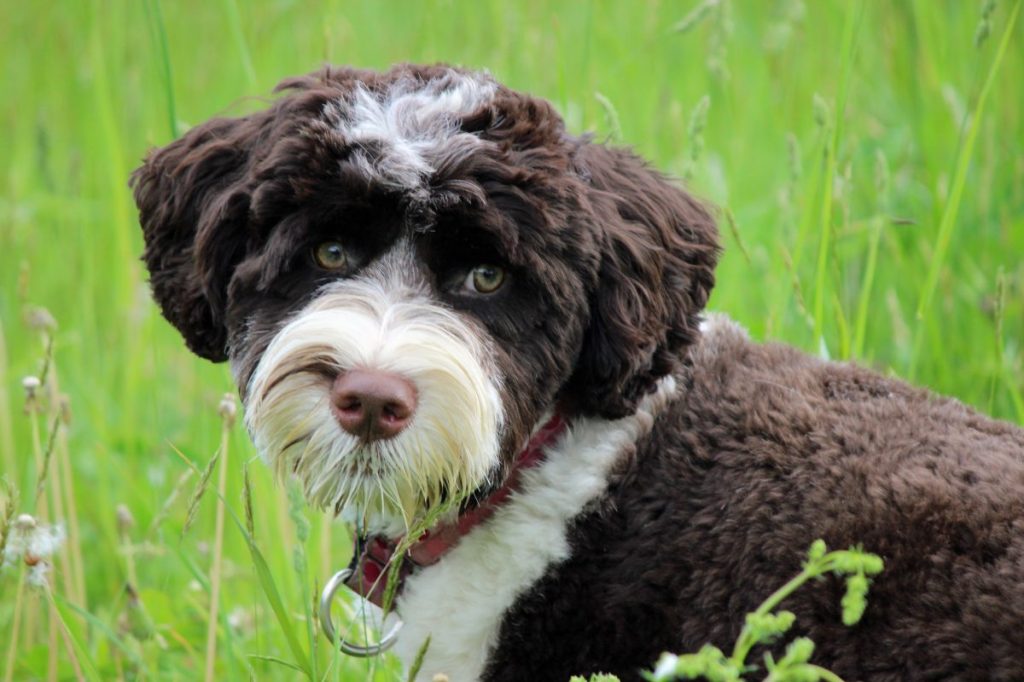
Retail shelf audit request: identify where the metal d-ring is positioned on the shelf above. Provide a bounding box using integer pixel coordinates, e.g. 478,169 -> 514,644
319,568 -> 402,657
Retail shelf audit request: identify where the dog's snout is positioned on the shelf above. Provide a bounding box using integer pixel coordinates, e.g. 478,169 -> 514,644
330,369 -> 417,440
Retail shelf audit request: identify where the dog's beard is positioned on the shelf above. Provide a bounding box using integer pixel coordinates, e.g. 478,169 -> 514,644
242,279 -> 504,537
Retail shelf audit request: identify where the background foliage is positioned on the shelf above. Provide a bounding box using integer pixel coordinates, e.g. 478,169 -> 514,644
1,0 -> 1022,679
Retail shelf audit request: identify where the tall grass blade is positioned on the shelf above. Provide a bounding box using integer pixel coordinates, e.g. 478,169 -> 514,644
204,397 -> 235,682
142,0 -> 178,138
61,599 -> 150,674
32,415 -> 60,509
171,446 -> 314,678
852,217 -> 884,359
0,320 -> 15,479
245,533 -> 314,678
812,1 -> 863,345
47,590 -> 103,682
247,655 -> 308,674
222,0 -> 258,88
594,92 -> 623,142
911,0 -> 1022,373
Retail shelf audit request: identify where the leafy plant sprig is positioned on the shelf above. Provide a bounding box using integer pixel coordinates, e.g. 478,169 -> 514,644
644,540 -> 884,682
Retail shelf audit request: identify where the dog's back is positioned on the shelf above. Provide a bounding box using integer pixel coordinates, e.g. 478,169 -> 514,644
483,316 -> 1024,681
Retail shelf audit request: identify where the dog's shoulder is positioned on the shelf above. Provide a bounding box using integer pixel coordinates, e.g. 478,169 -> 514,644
666,313 -> 1024,478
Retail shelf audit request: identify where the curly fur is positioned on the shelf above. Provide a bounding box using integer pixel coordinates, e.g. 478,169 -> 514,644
133,63 -> 1024,681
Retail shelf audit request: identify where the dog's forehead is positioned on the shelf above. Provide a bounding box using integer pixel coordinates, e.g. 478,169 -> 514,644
320,69 -> 499,192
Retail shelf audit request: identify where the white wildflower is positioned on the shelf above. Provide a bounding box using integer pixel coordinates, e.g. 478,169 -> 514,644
652,653 -> 680,681
27,561 -> 51,587
1,514 -> 65,589
227,606 -> 256,635
22,376 -> 41,410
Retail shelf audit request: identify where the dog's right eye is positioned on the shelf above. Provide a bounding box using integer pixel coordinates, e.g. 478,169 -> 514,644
463,265 -> 506,294
313,241 -> 348,270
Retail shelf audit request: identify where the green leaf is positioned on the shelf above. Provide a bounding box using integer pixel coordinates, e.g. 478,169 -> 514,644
247,654 -> 309,674
59,597 -> 150,674
245,536 -> 314,677
49,591 -> 105,682
841,573 -> 870,625
778,637 -> 815,667
807,539 -> 828,563
744,610 -> 796,643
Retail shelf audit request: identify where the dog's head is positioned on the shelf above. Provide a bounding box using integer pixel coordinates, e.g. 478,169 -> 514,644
132,64 -> 718,534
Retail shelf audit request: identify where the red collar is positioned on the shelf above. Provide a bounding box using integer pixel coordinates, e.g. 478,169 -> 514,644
345,413 -> 568,607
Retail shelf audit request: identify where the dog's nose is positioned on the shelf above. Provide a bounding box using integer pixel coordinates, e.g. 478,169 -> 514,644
330,370 -> 417,440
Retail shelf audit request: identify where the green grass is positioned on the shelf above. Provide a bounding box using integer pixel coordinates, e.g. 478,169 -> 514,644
1,1 -> 1022,679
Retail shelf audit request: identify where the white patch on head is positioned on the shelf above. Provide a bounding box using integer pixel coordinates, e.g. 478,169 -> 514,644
242,245 -> 504,536
327,70 -> 497,190
392,376 -> 679,681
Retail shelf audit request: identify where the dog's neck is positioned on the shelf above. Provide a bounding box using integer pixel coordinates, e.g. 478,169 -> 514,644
344,412 -> 570,606
393,373 -> 679,679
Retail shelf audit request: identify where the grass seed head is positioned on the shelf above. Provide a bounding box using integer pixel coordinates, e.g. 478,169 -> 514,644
146,467 -> 193,538
58,393 -> 72,425
242,464 -> 255,539
0,481 -> 17,557
286,479 -> 310,544
182,452 -> 220,538
22,375 -> 41,410
15,513 -> 36,532
670,0 -> 719,35
812,93 -> 831,129
218,393 -> 237,427
116,503 -> 135,535
874,149 -> 890,199
975,0 -> 997,48
23,306 -> 57,332
786,132 -> 802,183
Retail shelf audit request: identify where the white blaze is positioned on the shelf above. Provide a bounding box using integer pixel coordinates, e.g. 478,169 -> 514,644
325,71 -> 498,190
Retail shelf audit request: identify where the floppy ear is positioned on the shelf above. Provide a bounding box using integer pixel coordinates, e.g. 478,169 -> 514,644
564,143 -> 720,419
130,116 -> 264,361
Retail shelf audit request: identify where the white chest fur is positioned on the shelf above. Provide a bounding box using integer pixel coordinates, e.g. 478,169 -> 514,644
392,376 -> 677,681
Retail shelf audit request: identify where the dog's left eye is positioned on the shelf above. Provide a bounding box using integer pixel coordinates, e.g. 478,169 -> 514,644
313,241 -> 348,270
463,265 -> 506,294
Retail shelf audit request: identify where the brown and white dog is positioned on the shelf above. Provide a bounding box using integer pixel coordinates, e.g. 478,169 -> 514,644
133,64 -> 1024,681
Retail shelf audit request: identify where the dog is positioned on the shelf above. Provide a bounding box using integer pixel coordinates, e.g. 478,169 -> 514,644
132,64 -> 1024,681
